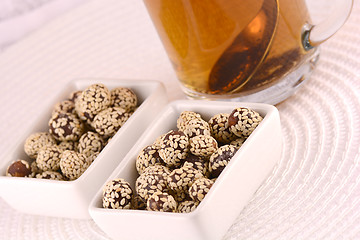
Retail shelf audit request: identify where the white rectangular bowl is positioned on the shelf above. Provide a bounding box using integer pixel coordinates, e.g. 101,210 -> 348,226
89,100 -> 282,240
0,78 -> 168,219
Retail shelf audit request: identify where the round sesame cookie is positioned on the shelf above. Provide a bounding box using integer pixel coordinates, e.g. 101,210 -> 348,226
177,200 -> 199,213
36,146 -> 62,171
209,145 -> 238,178
228,107 -> 263,137
48,112 -> 85,141
147,191 -> 177,212
92,107 -> 131,138
184,118 -> 211,139
167,165 -> 203,193
110,87 -> 137,112
6,160 -> 32,177
208,113 -> 237,144
24,132 -> 57,159
159,130 -> 189,167
102,178 -> 133,209
60,150 -> 91,180
35,171 -> 64,180
176,111 -> 202,132
75,83 -> 111,122
77,131 -> 104,157
189,134 -> 218,158
189,177 -> 214,202
52,100 -> 75,115
136,144 -> 164,175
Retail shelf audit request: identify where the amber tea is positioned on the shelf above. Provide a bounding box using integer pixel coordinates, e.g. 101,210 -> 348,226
144,0 -> 352,103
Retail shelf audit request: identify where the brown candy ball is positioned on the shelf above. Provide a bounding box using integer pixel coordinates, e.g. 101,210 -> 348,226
136,144 -> 164,175
208,113 -> 237,144
36,146 -> 62,171
60,150 -> 91,180
167,165 -> 203,193
184,118 -> 211,139
24,132 -> 57,159
6,160 -> 32,177
189,134 -> 218,158
110,87 -> 137,112
228,107 -> 263,137
75,83 -> 111,122
189,177 -> 214,202
147,191 -> 177,212
92,107 -> 131,138
77,131 -> 104,157
159,130 -> 189,167
176,111 -> 202,132
103,178 -> 133,209
135,170 -> 169,201
209,145 -> 238,178
48,112 -> 85,141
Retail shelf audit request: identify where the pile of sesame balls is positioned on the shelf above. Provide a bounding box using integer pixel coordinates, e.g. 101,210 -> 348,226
5,83 -> 138,181
102,107 -> 263,213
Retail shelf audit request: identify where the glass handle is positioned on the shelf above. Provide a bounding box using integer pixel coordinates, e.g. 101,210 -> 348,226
303,0 -> 353,50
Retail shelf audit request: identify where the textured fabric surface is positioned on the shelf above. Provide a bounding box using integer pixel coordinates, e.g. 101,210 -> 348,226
0,0 -> 359,239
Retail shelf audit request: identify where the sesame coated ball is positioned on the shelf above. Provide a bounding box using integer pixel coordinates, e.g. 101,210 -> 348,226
209,145 -> 238,178
136,144 -> 164,175
167,165 -> 203,193
92,107 -> 131,138
182,153 -> 209,176
208,113 -> 237,144
6,160 -> 32,177
60,150 -> 91,180
189,134 -> 218,158
102,178 -> 133,209
228,107 -> 263,137
184,118 -> 211,139
135,170 -> 169,201
36,146 -> 62,171
176,111 -> 202,131
48,112 -> 85,141
189,177 -> 214,202
52,100 -> 75,115
159,130 -> 189,167
24,132 -> 57,159
177,200 -> 199,213
75,83 -> 111,122
35,171 -> 64,180
77,131 -> 104,157
110,87 -> 137,112
147,191 -> 177,212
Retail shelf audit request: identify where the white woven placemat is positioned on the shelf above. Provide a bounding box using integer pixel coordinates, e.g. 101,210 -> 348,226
0,0 -> 359,239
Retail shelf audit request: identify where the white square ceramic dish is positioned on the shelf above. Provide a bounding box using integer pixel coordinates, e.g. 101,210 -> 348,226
0,78 -> 168,219
89,100 -> 282,240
